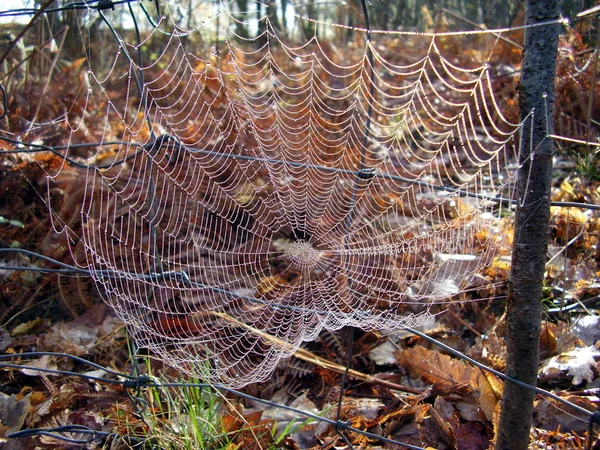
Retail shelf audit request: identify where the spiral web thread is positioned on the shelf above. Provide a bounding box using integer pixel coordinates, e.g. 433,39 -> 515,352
9,3 -> 540,387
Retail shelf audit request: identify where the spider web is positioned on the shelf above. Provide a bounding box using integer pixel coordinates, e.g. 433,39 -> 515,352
13,3 -> 532,387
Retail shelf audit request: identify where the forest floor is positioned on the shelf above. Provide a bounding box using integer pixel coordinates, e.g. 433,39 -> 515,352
1,18 -> 600,450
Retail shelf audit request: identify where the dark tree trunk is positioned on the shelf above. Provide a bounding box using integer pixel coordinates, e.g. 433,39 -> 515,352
300,0 -> 317,40
280,0 -> 288,31
234,0 -> 249,39
266,0 -> 280,31
496,1 -> 559,449
256,0 -> 266,38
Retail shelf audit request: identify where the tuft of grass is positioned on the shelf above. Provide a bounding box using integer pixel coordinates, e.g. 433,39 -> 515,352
116,339 -> 315,449
115,336 -> 232,449
566,145 -> 600,183
134,361 -> 232,450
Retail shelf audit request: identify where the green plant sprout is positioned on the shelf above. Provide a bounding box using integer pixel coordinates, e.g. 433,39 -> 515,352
0,216 -> 25,228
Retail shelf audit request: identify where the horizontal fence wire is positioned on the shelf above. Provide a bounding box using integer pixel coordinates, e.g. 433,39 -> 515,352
0,245 -> 594,315
1,134 -> 599,212
1,1 -> 599,449
0,352 -> 429,450
0,249 -> 592,422
0,0 -> 150,17
0,349 -> 596,450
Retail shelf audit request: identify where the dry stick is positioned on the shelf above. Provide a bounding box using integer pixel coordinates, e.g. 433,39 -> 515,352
293,347 -> 423,395
24,28 -> 67,139
0,30 -> 67,84
549,134 -> 600,148
204,311 -> 423,395
0,0 -> 56,67
585,18 -> 600,149
445,307 -> 482,337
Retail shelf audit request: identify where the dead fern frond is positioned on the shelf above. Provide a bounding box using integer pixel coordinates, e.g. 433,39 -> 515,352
57,274 -> 95,319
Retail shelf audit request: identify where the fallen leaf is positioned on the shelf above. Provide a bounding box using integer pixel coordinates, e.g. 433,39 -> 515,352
432,396 -> 492,450
453,421 -> 493,450
534,394 -> 596,434
369,340 -> 399,365
20,355 -> 59,377
431,396 -> 457,447
396,345 -> 477,394
539,321 -> 558,359
539,346 -> 600,386
11,319 -> 48,337
0,392 -> 30,442
468,333 -> 507,372
571,315 -> 600,346
456,394 -> 482,422
476,371 -> 503,422
45,321 -> 99,356
0,329 -> 12,352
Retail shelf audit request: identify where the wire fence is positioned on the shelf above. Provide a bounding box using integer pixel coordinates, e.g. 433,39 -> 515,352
0,346 -> 597,450
1,134 -> 600,211
1,0 -> 600,449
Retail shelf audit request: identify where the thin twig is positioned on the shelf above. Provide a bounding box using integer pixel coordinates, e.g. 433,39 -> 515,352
0,0 -> 55,67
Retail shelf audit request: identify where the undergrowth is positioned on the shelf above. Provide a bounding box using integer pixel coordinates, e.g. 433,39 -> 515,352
118,354 -> 300,450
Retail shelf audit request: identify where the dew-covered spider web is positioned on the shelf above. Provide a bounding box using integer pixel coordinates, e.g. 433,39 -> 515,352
8,2 -> 541,387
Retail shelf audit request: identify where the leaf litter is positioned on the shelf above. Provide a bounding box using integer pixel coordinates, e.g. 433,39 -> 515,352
0,13 -> 599,450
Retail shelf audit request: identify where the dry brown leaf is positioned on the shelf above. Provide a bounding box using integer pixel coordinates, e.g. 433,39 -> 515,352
534,394 -> 595,435
431,396 -> 457,447
433,396 -> 493,450
468,333 -> 507,372
10,319 -> 48,337
476,371 -> 503,422
242,410 -> 264,427
540,321 -> 558,359
69,57 -> 87,72
381,403 -> 431,436
483,256 -> 511,279
396,345 -> 477,394
223,410 -> 245,433
0,393 -> 30,442
551,206 -> 589,245
453,421 -> 493,450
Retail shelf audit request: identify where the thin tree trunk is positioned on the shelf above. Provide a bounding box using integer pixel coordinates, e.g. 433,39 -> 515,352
280,0 -> 288,31
496,1 -> 559,449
